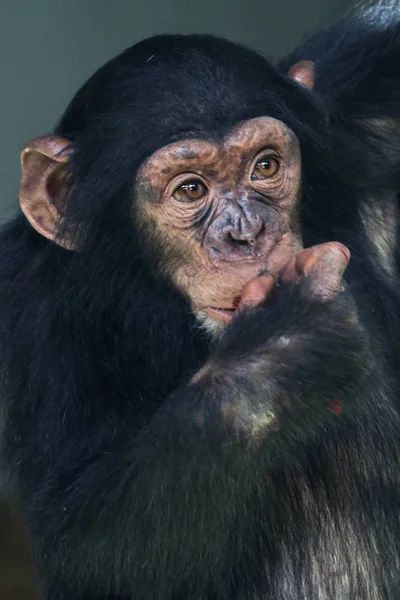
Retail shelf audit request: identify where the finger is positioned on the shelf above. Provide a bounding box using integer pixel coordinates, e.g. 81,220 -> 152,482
280,242 -> 350,284
301,243 -> 351,300
298,242 -> 350,276
238,274 -> 276,310
279,255 -> 299,284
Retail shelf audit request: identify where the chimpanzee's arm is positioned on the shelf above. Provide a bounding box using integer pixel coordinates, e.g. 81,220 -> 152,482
23,255 -> 371,600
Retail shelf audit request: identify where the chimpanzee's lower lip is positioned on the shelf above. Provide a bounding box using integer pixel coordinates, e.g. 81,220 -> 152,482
206,307 -> 237,322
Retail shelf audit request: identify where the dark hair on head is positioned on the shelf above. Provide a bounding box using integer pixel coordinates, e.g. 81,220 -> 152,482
54,34 -> 326,244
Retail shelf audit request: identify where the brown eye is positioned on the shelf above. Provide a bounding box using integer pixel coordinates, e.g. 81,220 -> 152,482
173,180 -> 207,202
252,157 -> 280,180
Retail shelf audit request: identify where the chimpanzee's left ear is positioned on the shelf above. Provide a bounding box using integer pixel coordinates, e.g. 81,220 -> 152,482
288,61 -> 315,90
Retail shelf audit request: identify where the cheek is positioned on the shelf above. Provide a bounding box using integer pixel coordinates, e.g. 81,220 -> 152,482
138,200 -> 196,252
261,165 -> 302,208
142,191 -> 210,235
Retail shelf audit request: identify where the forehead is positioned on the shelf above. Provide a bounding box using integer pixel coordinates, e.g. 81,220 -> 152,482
139,116 -> 298,171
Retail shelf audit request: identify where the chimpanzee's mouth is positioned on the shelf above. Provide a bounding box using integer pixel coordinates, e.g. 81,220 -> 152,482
206,296 -> 241,322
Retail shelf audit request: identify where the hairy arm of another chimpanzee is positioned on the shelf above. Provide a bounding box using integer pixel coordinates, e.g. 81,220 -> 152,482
30,243 -> 372,599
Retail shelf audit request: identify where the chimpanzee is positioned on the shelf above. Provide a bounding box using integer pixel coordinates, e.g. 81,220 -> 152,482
1,1 -> 400,599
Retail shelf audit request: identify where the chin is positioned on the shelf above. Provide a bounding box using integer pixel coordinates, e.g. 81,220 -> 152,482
195,309 -> 230,338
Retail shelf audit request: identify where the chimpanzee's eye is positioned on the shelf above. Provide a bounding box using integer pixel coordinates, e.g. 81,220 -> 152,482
173,180 -> 208,202
251,157 -> 280,180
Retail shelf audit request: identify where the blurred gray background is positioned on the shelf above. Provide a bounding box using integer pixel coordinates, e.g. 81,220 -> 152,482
0,0 -> 352,219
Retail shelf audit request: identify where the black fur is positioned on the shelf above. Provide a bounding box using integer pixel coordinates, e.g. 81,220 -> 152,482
2,2 -> 400,598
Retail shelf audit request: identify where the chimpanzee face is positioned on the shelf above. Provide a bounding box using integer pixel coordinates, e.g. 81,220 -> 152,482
136,116 -> 303,334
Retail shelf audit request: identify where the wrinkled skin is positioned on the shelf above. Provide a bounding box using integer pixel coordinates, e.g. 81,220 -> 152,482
136,117 -> 303,333
239,241 -> 351,312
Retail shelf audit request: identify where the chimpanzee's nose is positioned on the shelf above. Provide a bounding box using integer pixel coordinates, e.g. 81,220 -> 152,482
228,214 -> 264,246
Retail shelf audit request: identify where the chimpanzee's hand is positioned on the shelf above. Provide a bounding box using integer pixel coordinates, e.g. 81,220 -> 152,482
193,242 -> 372,444
239,242 -> 351,310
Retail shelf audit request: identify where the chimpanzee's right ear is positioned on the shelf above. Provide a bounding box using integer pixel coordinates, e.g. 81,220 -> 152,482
19,136 -> 76,249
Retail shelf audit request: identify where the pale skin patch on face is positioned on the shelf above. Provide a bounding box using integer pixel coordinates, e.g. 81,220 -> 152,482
135,117 -> 303,328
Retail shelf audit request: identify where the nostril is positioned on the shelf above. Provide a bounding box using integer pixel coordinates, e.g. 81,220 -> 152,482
228,216 -> 264,246
229,231 -> 256,246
